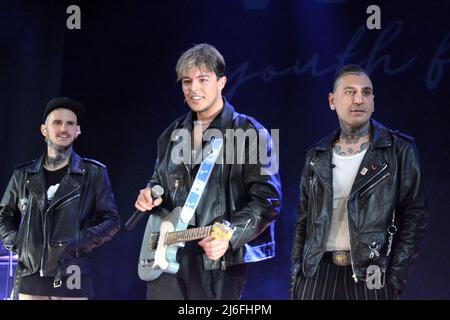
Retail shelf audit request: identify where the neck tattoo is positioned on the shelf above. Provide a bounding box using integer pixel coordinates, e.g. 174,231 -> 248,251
339,120 -> 370,144
45,146 -> 72,170
333,121 -> 371,156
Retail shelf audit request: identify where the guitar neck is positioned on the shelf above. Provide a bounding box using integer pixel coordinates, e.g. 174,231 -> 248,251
165,226 -> 212,245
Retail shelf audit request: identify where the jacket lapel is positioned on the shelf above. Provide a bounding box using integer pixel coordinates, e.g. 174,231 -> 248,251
27,171 -> 47,212
312,119 -> 393,198
25,155 -> 46,211
47,152 -> 84,211
47,174 -> 81,211
310,152 -> 334,196
310,127 -> 340,196
348,120 -> 393,197
348,149 -> 388,198
26,151 -> 85,213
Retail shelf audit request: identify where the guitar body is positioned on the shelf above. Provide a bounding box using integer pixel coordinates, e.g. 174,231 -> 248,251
138,207 -> 183,281
138,138 -> 226,282
138,205 -> 235,282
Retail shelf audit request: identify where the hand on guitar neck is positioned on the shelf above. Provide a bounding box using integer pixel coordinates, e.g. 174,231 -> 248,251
198,221 -> 234,260
138,208 -> 235,281
198,236 -> 230,261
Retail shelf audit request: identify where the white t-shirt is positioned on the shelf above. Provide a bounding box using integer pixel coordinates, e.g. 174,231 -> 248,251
325,149 -> 367,251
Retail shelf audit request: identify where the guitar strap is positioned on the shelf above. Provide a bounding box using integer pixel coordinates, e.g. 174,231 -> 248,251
176,137 -> 223,230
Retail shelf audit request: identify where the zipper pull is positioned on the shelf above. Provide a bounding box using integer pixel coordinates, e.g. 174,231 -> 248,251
221,260 -> 226,270
172,179 -> 180,204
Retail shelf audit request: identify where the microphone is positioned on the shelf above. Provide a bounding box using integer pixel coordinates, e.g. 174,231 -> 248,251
125,185 -> 164,231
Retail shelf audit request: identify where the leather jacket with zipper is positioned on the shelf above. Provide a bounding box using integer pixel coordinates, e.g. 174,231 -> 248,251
148,99 -> 282,271
292,119 -> 428,293
0,151 -> 121,278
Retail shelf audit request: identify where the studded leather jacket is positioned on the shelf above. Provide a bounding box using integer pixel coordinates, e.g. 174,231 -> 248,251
292,120 -> 428,293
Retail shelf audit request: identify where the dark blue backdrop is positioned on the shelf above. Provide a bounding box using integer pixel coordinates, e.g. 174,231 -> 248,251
0,0 -> 449,299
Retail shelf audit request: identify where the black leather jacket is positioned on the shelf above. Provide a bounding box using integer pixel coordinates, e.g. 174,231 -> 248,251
148,99 -> 282,270
0,152 -> 120,277
292,120 -> 428,292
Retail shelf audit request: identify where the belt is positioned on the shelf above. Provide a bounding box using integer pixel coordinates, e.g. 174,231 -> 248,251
322,251 -> 351,267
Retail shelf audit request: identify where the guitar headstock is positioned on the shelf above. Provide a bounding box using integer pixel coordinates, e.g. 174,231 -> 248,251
211,221 -> 236,241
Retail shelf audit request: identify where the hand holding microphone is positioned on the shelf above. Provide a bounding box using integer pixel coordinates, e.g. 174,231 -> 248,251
125,185 -> 164,230
135,184 -> 164,212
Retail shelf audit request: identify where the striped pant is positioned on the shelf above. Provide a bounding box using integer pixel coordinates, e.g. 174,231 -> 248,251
293,256 -> 399,300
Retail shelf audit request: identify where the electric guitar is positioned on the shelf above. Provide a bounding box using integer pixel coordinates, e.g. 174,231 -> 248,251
138,206 -> 235,281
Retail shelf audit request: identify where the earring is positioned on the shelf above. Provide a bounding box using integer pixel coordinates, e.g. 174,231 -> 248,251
331,105 -> 335,110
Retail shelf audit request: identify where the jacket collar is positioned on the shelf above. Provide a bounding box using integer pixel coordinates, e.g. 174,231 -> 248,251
314,119 -> 392,152
369,119 -> 393,149
310,119 -> 392,197
26,150 -> 86,175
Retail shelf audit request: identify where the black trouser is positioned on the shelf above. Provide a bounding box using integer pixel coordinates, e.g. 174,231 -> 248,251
293,253 -> 399,300
147,242 -> 247,300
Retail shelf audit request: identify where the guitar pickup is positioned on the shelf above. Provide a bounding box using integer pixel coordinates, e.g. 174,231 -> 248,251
148,232 -> 160,250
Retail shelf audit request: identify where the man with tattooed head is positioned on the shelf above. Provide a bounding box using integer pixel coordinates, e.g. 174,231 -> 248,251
0,97 -> 120,299
291,65 -> 428,300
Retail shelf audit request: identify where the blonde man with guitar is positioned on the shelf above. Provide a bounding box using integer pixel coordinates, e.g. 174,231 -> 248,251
134,44 -> 282,300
